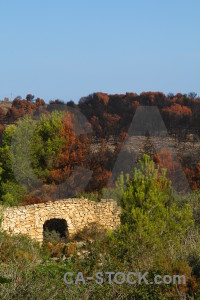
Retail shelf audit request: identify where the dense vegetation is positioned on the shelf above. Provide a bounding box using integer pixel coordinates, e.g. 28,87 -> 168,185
1,92 -> 200,134
0,156 -> 200,299
0,110 -> 90,205
0,92 -> 200,206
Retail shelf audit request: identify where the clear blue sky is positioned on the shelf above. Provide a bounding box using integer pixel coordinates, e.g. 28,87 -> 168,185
0,0 -> 199,103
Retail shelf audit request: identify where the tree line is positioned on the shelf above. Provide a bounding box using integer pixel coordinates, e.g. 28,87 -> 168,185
0,91 -> 200,206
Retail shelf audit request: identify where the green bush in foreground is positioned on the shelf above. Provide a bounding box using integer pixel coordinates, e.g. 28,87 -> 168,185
119,155 -> 193,250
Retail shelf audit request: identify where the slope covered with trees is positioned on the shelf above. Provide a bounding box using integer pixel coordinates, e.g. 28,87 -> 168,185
0,91 -> 200,206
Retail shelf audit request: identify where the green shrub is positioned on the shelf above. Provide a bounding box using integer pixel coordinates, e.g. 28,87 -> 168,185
110,155 -> 194,252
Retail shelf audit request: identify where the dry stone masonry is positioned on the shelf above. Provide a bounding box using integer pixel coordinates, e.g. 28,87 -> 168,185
1,198 -> 121,242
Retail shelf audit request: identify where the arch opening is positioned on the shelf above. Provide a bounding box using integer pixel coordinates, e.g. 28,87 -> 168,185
43,218 -> 68,242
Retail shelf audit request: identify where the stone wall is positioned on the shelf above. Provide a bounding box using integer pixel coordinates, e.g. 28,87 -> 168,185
1,199 -> 121,242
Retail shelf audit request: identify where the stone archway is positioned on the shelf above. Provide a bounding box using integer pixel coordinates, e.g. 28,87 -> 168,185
1,198 -> 121,242
43,218 -> 69,242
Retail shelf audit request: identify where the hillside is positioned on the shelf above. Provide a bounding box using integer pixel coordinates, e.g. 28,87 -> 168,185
0,92 -> 200,206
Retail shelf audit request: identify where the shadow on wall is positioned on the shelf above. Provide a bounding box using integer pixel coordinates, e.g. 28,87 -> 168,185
43,218 -> 69,243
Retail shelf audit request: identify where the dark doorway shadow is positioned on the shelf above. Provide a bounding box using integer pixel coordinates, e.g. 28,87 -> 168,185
43,218 -> 68,242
